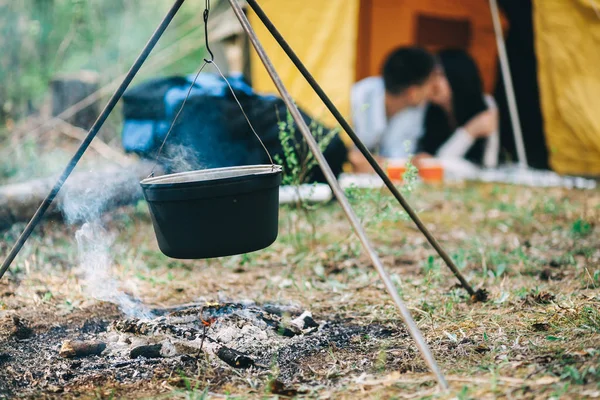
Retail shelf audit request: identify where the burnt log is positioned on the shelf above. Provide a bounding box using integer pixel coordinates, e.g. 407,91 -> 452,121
130,343 -> 163,359
217,346 -> 254,369
0,161 -> 161,231
59,340 -> 106,358
51,71 -> 100,130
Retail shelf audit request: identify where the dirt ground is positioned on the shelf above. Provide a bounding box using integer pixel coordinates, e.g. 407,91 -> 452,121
0,181 -> 599,399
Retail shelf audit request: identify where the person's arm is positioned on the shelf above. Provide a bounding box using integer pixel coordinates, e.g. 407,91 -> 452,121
435,127 -> 475,160
349,78 -> 384,172
482,130 -> 499,168
348,148 -> 385,173
436,107 -> 498,160
350,79 -> 381,151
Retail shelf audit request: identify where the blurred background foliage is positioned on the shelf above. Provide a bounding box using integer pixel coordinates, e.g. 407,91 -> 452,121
0,0 -> 207,125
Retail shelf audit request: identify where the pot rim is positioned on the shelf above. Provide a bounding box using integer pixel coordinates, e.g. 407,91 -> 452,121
140,164 -> 282,186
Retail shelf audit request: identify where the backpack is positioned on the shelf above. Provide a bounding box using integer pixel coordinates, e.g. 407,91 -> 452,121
121,74 -> 347,183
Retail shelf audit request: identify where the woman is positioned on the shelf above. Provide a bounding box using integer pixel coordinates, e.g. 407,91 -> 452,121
417,49 -> 499,168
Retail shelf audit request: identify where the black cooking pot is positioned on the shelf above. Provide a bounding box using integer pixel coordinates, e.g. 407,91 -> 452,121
140,165 -> 282,259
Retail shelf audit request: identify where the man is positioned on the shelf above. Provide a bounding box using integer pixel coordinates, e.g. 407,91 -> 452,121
349,46 -> 440,172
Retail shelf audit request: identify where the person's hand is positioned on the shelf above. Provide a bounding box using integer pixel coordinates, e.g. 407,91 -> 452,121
412,152 -> 432,168
464,109 -> 498,138
349,149 -> 385,173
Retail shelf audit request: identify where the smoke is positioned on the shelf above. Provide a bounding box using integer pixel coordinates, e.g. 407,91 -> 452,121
158,143 -> 205,174
61,166 -> 154,320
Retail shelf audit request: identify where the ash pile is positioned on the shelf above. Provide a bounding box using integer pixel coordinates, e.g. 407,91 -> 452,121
103,302 -> 319,368
1,301 -> 403,396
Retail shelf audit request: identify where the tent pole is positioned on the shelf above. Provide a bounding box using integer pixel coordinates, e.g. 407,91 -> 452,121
245,0 -> 480,299
228,0 -> 448,390
489,0 -> 528,168
0,0 -> 186,281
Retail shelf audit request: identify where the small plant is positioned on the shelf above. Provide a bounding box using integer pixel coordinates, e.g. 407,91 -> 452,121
344,155 -> 419,233
560,365 -> 599,385
274,110 -> 340,250
171,374 -> 209,400
274,111 -> 339,187
41,291 -> 53,302
422,255 -> 440,275
451,249 -> 468,270
571,218 -> 592,237
491,263 -> 507,279
579,305 -> 600,333
457,385 -> 471,400
375,347 -> 388,372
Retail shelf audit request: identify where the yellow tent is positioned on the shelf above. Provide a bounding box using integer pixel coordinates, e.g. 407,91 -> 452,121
534,0 -> 600,175
248,1 -> 360,130
247,0 -> 600,176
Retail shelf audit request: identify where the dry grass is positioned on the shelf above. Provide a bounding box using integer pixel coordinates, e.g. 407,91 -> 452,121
1,180 -> 599,399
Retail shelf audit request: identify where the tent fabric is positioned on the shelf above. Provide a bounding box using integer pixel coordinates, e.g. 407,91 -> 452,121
247,0 -> 359,140
534,0 -> 600,175
494,0 -> 549,170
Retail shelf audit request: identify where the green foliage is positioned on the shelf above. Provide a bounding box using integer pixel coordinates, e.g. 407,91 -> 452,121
579,305 -> 600,333
0,0 -> 207,124
274,110 -> 340,251
170,374 -> 209,400
273,110 -> 339,187
422,255 -> 440,276
457,386 -> 472,400
570,218 -> 592,237
345,157 -> 419,229
560,365 -> 599,385
0,137 -> 73,183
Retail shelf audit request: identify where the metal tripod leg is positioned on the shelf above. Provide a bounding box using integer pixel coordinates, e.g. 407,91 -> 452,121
0,0 -> 186,280
228,0 -> 448,390
245,0 -> 478,298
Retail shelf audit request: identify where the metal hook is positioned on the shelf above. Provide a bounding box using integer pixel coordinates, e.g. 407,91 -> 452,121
203,0 -> 214,63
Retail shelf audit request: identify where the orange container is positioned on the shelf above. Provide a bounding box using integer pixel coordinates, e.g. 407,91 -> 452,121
387,165 -> 406,182
417,158 -> 444,183
386,159 -> 407,182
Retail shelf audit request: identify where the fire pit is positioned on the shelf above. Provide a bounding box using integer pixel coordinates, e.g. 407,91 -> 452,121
0,301 -> 408,397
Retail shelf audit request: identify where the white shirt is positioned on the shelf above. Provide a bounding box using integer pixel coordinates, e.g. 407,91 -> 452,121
350,77 -> 426,159
435,94 -> 499,168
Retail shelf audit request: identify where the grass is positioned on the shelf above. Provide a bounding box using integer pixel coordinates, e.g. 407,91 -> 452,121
1,178 -> 599,399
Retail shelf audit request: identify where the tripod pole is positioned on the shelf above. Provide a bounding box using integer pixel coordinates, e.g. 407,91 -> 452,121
0,0 -> 186,281
245,0 -> 476,297
229,0 -> 448,390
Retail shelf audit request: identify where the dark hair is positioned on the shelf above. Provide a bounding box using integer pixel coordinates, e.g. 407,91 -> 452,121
418,49 -> 488,164
439,49 -> 487,126
382,47 -> 436,95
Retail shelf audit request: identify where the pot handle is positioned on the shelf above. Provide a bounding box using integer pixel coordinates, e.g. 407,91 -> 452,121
148,0 -> 274,178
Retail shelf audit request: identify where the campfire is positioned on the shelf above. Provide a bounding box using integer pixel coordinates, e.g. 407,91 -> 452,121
1,300 -> 404,396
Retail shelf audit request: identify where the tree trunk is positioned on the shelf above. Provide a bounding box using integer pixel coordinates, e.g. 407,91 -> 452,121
0,161 -> 161,231
51,71 -> 100,130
